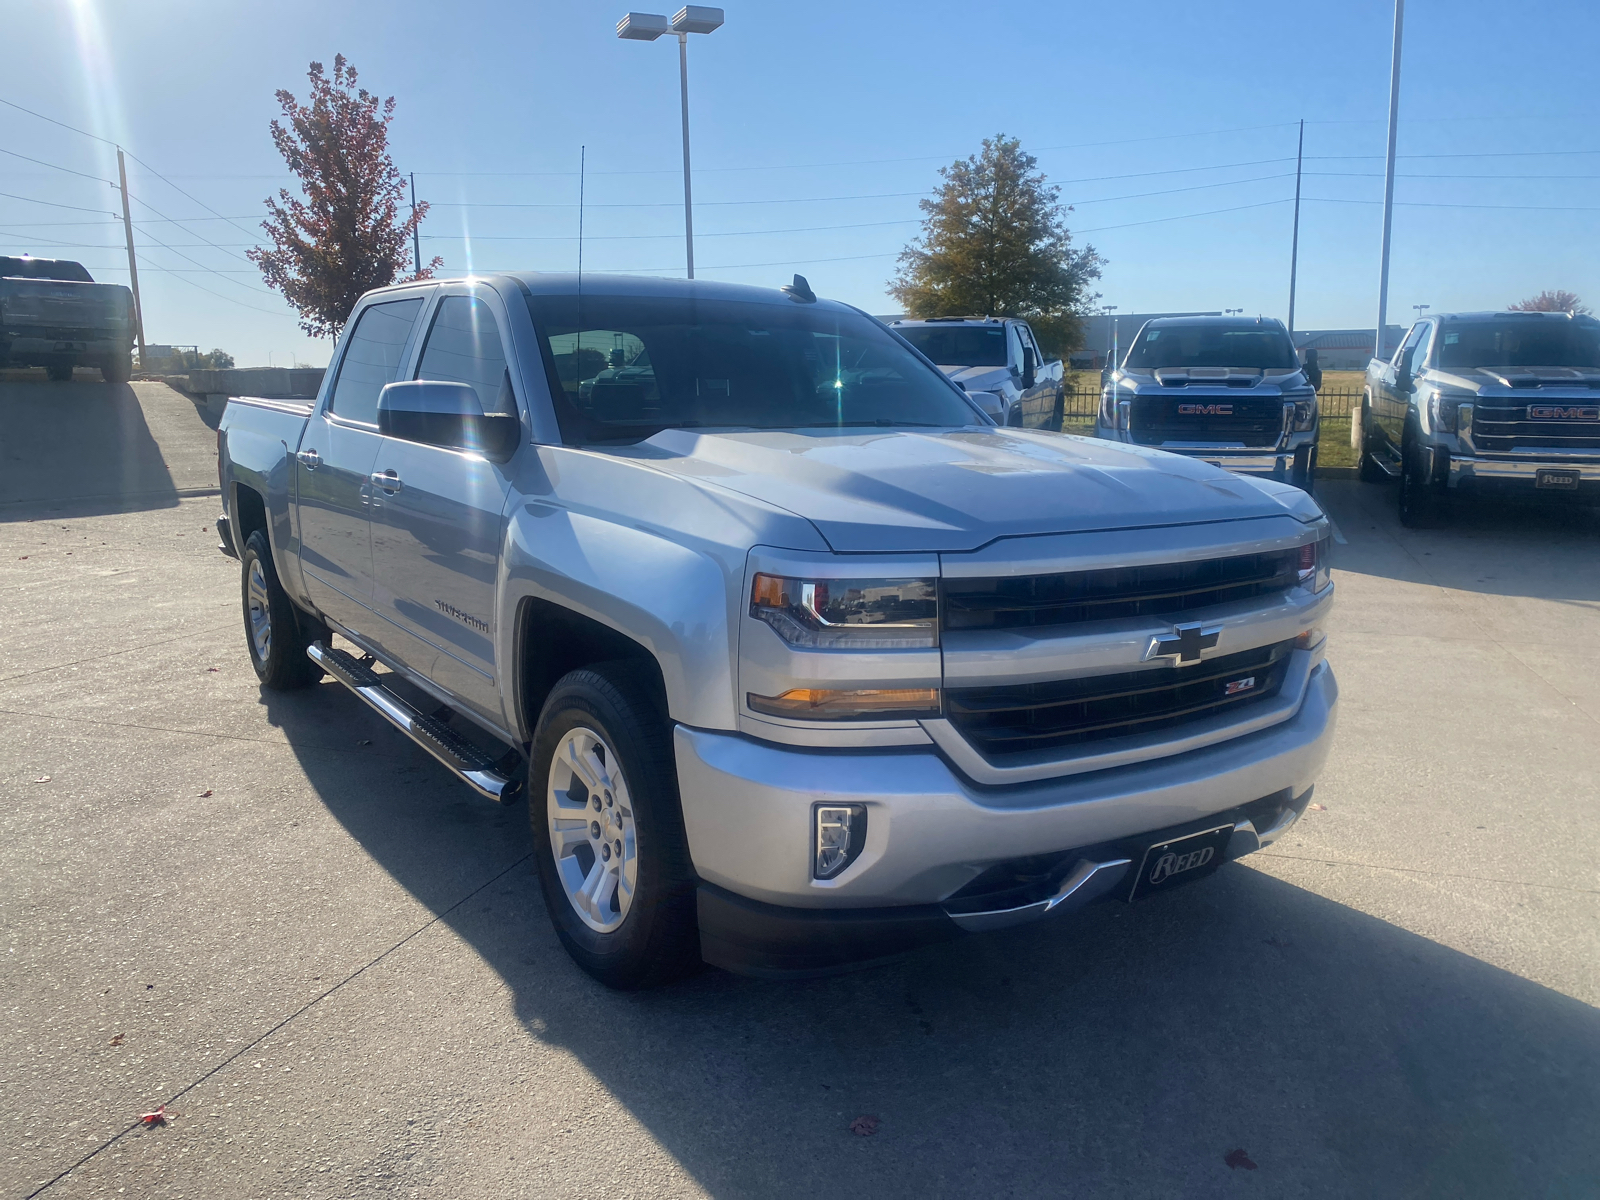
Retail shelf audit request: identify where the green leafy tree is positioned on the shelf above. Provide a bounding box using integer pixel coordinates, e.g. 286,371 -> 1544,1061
248,55 -> 440,339
890,135 -> 1102,356
1509,289 -> 1591,316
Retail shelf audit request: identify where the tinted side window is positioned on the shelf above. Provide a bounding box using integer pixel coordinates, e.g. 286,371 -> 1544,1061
416,295 -> 515,415
328,299 -> 423,424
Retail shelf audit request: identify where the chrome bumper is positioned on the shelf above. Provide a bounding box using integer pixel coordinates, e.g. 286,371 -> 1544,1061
1448,453 -> 1600,488
675,660 -> 1337,909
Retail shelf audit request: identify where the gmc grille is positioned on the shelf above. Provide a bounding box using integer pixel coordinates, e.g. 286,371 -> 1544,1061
1471,399 -> 1600,453
943,549 -> 1299,632
1129,396 -> 1285,445
946,639 -> 1295,759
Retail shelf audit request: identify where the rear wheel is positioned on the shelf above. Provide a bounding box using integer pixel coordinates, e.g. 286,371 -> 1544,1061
100,352 -> 132,384
45,363 -> 73,383
240,529 -> 326,689
530,663 -> 700,989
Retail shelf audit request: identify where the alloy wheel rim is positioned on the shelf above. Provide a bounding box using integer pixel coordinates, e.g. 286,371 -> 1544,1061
247,559 -> 272,661
547,726 -> 638,933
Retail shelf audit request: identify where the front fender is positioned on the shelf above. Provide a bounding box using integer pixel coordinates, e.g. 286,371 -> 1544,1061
499,504 -> 743,736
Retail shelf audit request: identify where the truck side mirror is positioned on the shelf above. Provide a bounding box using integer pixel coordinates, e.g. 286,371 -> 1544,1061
1302,348 -> 1323,391
1021,345 -> 1037,389
378,380 -> 520,462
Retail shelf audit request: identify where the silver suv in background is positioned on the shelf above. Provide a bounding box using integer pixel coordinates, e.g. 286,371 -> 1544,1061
1096,316 -> 1320,491
888,316 -> 1063,425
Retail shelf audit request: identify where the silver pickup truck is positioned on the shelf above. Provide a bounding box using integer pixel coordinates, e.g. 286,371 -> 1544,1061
217,273 -> 1338,988
1356,309 -> 1600,525
886,316 -> 1064,426
1096,315 -> 1320,491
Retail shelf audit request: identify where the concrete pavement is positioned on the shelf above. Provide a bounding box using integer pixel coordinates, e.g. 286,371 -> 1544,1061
2,379 -> 1596,1198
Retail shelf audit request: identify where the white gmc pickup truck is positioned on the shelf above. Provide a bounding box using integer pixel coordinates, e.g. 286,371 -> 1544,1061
216,272 -> 1338,988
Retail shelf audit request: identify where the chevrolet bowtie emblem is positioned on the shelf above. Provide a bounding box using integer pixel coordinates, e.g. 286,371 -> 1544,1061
1143,622 -> 1223,666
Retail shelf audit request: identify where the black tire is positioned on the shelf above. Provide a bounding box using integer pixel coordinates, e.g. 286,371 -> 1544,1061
45,363 -> 73,383
101,352 -> 132,384
240,529 -> 326,689
1398,434 -> 1445,528
1356,399 -> 1386,483
530,663 -> 700,989
1290,444 -> 1317,494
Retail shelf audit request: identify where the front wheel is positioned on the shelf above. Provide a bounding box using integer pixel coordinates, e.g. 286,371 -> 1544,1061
530,663 -> 700,989
1398,436 -> 1446,528
240,529 -> 326,689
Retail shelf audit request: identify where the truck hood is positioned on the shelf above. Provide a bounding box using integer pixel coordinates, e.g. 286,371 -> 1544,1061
939,364 -> 1013,391
627,427 -> 1299,552
1430,366 -> 1600,393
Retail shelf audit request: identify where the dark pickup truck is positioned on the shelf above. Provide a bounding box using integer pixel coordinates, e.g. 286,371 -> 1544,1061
0,256 -> 137,383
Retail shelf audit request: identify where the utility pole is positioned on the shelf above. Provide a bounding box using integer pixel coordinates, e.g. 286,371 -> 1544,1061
115,148 -> 146,364
1288,118 -> 1304,336
677,32 -> 695,279
1375,0 -> 1405,362
409,173 -> 422,276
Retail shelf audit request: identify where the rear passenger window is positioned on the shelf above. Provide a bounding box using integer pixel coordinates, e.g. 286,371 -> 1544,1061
416,296 -> 516,415
327,298 -> 423,424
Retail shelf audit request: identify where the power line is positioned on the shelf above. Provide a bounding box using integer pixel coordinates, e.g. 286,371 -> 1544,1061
1066,172 -> 1295,206
0,145 -> 114,184
1074,198 -> 1292,234
1306,196 -> 1600,212
0,191 -> 118,215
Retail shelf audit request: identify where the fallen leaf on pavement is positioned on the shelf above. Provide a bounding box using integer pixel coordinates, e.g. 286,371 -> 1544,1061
34,776 -> 51,784
139,1105 -> 169,1126
357,739 -> 372,746
1224,1148 -> 1257,1170
849,1115 -> 880,1137
1308,803 -> 1326,811
206,667 -> 220,673
109,1034 -> 124,1047
18,556 -> 27,560
198,790 -> 213,798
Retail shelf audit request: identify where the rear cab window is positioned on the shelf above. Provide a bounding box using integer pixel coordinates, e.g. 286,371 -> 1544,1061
327,298 -> 424,425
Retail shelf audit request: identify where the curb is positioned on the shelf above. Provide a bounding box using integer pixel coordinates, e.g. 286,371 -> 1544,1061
1314,467 -> 1359,479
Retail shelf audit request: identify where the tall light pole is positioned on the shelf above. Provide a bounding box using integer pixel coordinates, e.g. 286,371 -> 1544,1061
1375,0 -> 1406,361
1287,118 -> 1304,336
617,7 -> 724,279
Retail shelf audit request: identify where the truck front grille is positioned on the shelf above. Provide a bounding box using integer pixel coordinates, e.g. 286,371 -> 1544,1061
946,639 -> 1295,759
943,549 -> 1298,632
1471,399 -> 1600,453
1129,396 -> 1285,446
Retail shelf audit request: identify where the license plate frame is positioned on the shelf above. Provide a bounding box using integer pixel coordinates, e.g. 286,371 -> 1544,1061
1126,823 -> 1235,902
1535,468 -> 1581,491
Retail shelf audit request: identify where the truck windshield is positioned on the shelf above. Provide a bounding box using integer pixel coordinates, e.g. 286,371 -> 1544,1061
526,293 -> 981,442
1435,320 -> 1600,369
0,257 -> 94,283
893,325 -> 1008,367
1125,325 -> 1296,370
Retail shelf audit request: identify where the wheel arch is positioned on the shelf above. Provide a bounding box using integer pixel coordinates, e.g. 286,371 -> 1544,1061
514,597 -> 669,745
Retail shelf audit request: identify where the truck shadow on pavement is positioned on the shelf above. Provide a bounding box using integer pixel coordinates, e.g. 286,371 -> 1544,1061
0,378 -> 181,520
262,679 -> 1600,1199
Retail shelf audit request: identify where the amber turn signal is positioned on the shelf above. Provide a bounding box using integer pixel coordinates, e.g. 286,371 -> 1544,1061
747,687 -> 940,720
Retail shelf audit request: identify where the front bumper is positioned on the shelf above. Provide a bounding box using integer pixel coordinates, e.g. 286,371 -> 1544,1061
678,660 -> 1337,970
1446,451 -> 1600,495
1094,423 -> 1317,479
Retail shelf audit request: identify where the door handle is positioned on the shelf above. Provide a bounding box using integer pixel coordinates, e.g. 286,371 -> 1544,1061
370,470 -> 402,494
296,448 -> 320,469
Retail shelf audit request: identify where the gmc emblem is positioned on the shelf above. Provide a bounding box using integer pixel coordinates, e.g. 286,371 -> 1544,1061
1528,405 -> 1600,421
1177,403 -> 1233,416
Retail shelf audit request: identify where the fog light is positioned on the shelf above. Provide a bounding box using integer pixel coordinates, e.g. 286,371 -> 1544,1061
814,803 -> 867,880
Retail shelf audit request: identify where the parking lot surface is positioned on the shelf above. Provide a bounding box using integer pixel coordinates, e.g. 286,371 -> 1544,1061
3,379 -> 1597,1198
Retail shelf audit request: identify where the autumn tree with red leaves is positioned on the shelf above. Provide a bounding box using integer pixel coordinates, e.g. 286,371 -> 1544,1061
1509,289 -> 1592,316
249,55 -> 440,338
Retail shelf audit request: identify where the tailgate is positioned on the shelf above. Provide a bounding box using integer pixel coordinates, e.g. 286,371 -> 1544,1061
1,281 -> 131,332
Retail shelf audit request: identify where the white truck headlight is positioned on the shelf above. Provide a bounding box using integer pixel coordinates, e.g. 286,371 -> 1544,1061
750,573 -> 938,649
1428,391 -> 1475,434
1286,390 -> 1318,431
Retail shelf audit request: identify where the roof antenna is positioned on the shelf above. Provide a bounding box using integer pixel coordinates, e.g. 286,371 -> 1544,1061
576,145 -> 585,384
781,273 -> 816,303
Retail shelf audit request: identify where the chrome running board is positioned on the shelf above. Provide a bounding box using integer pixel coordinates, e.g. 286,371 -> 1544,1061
944,857 -> 1132,933
307,642 -> 522,804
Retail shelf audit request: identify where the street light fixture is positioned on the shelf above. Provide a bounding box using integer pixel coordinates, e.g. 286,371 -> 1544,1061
617,6 -> 725,279
1225,307 -> 1244,316
1412,303 -> 1430,319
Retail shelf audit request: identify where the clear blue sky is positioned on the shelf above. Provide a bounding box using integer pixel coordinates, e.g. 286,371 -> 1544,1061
4,0 -> 1596,366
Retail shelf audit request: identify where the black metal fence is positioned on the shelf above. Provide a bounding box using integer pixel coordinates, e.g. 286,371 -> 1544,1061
1018,387 -> 1363,433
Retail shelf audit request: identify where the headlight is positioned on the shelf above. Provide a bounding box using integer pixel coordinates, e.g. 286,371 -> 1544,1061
1428,391 -> 1475,434
750,573 -> 938,649
1297,534 -> 1332,594
1100,386 -> 1132,429
1286,389 -> 1318,431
